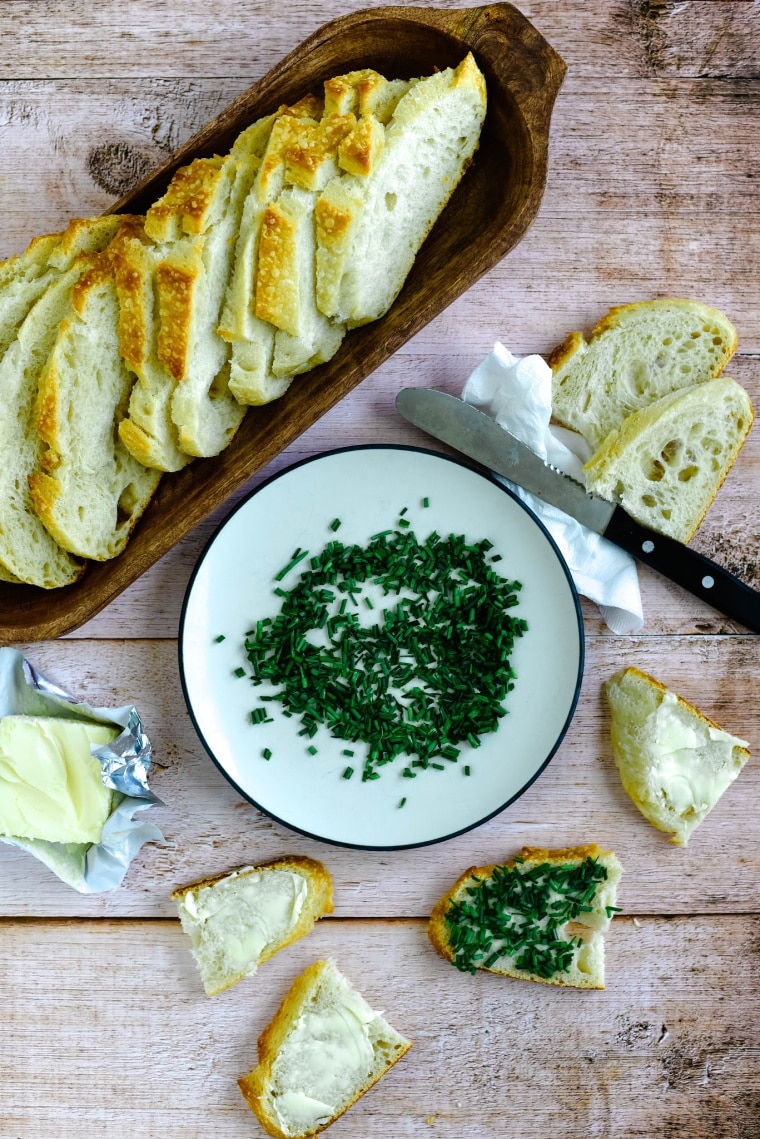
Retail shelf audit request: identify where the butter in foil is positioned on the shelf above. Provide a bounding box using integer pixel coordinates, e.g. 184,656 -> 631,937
0,646 -> 164,892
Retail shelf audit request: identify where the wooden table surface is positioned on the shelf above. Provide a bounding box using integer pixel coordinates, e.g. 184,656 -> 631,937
1,2 -> 759,1136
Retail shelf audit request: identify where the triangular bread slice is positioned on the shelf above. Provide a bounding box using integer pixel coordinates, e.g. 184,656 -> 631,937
29,229 -> 162,560
606,667 -> 750,845
583,376 -> 754,542
171,855 -> 334,996
0,216 -> 123,586
429,845 -> 623,989
316,53 -> 487,327
238,958 -> 412,1139
549,299 -> 739,451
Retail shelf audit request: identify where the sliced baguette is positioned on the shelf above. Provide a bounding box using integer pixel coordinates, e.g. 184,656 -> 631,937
29,231 -> 162,560
0,216 -> 123,586
429,845 -> 623,990
317,53 -> 487,327
583,376 -> 754,542
239,958 -> 412,1139
550,299 -> 738,451
606,666 -> 750,845
172,855 -> 334,997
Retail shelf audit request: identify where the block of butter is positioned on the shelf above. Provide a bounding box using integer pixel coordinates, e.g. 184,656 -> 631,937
0,715 -> 117,844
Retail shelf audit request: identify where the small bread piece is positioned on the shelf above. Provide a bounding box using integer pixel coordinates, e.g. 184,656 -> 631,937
605,667 -> 750,845
323,70 -> 414,123
583,377 -> 754,542
172,855 -> 334,996
239,958 -> 412,1139
318,53 -> 487,327
429,845 -> 623,990
549,299 -> 738,451
0,216 -> 123,586
29,232 -> 162,560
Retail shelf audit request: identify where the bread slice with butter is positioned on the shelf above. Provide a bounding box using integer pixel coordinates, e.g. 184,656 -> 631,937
0,715 -> 117,844
239,957 -> 412,1139
429,845 -> 623,989
172,855 -> 333,996
583,376 -> 753,543
605,666 -> 750,845
550,299 -> 739,452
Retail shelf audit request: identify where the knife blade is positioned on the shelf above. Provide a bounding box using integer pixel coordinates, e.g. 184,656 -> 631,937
396,387 -> 760,633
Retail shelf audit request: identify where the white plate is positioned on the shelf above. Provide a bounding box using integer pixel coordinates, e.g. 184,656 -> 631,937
179,447 -> 583,849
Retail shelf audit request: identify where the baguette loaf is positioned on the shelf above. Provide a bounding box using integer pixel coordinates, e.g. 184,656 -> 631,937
550,299 -> 738,451
583,376 -> 754,542
0,216 -> 123,585
606,667 -> 750,845
429,845 -> 623,989
29,232 -> 162,560
172,855 -> 333,996
238,958 -> 412,1138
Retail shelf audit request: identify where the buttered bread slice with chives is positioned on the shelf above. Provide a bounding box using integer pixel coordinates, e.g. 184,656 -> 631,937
606,667 -> 750,845
429,845 -> 623,989
239,958 -> 412,1139
172,855 -> 333,996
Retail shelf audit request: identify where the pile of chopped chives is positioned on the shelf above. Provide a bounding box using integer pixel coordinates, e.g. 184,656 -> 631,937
444,856 -> 609,977
242,522 -> 527,783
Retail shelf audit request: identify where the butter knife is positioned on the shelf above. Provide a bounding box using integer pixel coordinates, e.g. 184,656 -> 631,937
396,387 -> 760,632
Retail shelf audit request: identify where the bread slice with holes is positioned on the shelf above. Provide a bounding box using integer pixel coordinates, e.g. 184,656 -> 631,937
583,376 -> 753,542
606,667 -> 750,845
549,299 -> 738,451
29,231 -> 162,560
429,845 -> 623,990
172,855 -> 334,997
238,958 -> 412,1139
317,53 -> 487,328
0,215 -> 124,586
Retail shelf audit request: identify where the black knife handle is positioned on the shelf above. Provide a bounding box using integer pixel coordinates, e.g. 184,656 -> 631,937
604,507 -> 760,632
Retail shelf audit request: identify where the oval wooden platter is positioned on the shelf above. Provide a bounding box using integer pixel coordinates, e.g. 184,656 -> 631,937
0,2 -> 566,642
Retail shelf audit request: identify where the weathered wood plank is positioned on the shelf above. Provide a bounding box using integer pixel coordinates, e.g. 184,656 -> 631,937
0,0 -> 757,81
0,636 -> 756,918
1,915 -> 758,1138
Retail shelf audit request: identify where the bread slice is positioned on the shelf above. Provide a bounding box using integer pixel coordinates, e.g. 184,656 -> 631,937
0,216 -> 124,586
606,667 -> 750,845
142,116 -> 275,456
317,53 -> 487,328
172,855 -> 334,997
239,958 -> 412,1138
583,376 -> 754,542
0,233 -> 62,359
29,231 -> 162,560
429,845 -> 623,989
112,218 -> 193,472
323,70 -> 414,122
550,299 -> 739,451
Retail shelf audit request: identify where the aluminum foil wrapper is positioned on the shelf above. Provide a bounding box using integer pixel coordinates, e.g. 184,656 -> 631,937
0,647 -> 164,892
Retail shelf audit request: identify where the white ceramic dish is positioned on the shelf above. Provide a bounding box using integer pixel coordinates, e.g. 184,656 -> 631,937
179,446 -> 583,849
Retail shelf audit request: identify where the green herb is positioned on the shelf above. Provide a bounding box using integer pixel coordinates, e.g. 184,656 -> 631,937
399,797 -> 407,808
307,745 -> 318,755
214,634 -> 225,643
233,666 -> 246,678
422,497 -> 430,508
444,856 -> 609,977
242,523 -> 526,781
605,905 -> 623,918
343,766 -> 354,779
464,765 -> 471,776
330,518 -> 342,532
262,748 -> 272,760
342,749 -> 355,757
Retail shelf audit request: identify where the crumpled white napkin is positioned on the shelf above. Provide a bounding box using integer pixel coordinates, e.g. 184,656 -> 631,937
462,342 -> 644,634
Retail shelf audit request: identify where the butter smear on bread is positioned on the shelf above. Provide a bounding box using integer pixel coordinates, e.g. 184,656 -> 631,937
0,715 -> 116,844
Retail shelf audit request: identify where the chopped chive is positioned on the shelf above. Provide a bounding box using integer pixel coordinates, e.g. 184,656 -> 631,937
464,765 -> 471,776
399,797 -> 407,808
233,666 -> 246,678
399,507 -> 408,517
262,748 -> 272,760
342,749 -> 355,757
275,548 -> 310,581
343,766 -> 354,779
330,518 -> 342,532
214,634 -> 225,643
398,518 -> 411,528
422,497 -> 429,508
307,745 -> 318,755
